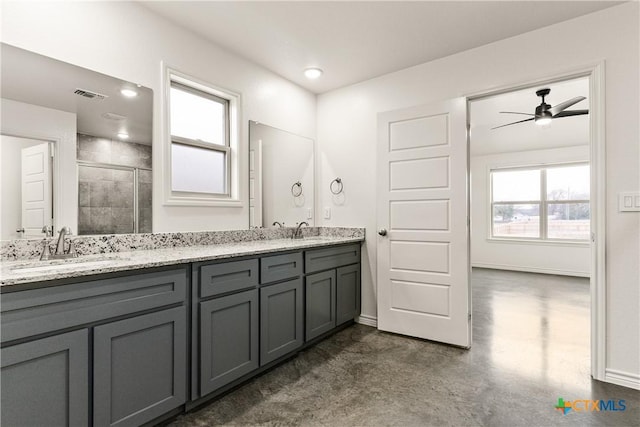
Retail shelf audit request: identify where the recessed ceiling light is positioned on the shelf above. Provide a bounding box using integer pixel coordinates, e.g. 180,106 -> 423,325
304,68 -> 323,80
120,88 -> 138,98
117,132 -> 129,139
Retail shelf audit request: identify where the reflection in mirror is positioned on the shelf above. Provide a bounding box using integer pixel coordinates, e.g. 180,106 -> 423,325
249,121 -> 314,228
0,43 -> 153,238
0,136 -> 53,239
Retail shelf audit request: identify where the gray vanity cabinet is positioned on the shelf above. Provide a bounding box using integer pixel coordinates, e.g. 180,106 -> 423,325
196,258 -> 260,397
0,329 -> 89,427
93,306 -> 187,427
0,267 -> 188,427
305,270 -> 337,341
260,278 -> 303,365
304,243 -> 361,341
336,264 -> 361,325
199,289 -> 259,396
1,240 -> 362,425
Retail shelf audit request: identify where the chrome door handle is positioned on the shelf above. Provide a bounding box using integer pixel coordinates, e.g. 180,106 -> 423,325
378,228 -> 387,236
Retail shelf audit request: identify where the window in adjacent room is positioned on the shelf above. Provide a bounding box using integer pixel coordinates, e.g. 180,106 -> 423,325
490,163 -> 590,241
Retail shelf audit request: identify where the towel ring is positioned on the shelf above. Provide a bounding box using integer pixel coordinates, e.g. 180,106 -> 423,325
291,181 -> 303,197
330,177 -> 343,195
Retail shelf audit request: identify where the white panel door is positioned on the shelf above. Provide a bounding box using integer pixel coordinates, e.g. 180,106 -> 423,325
21,143 -> 52,237
377,99 -> 470,347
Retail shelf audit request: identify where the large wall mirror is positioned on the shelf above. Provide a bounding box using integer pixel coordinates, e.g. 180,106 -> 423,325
0,43 -> 153,239
249,121 -> 314,228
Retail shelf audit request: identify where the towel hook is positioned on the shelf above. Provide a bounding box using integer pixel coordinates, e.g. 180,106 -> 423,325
291,181 -> 303,197
330,177 -> 343,195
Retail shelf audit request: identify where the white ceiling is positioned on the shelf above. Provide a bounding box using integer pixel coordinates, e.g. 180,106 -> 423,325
139,1 -> 620,94
469,77 -> 589,156
1,44 -> 153,145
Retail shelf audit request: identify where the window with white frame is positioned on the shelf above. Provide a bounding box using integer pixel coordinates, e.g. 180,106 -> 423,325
490,163 -> 590,241
165,69 -> 240,205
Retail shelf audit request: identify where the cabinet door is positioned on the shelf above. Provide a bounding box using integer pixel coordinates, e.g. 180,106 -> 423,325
305,270 -> 336,341
200,289 -> 259,396
93,307 -> 187,427
260,278 -> 303,365
336,264 -> 361,325
1,329 -> 89,427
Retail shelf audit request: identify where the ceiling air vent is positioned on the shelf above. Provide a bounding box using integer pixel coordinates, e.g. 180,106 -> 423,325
74,88 -> 108,100
102,112 -> 126,121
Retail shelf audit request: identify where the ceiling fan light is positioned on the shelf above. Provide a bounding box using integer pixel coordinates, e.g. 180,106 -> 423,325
535,110 -> 552,126
535,116 -> 552,126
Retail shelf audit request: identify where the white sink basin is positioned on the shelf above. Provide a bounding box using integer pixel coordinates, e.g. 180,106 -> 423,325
10,259 -> 117,274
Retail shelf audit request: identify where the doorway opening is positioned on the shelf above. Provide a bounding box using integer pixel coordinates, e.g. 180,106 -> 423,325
467,71 -> 603,382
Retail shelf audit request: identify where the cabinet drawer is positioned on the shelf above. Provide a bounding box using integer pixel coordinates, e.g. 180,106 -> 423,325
260,252 -> 302,284
1,268 -> 187,343
304,244 -> 360,274
199,259 -> 259,298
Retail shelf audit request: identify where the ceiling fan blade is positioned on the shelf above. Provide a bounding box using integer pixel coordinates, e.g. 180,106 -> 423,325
553,109 -> 589,118
491,117 -> 535,130
499,111 -> 535,116
549,96 -> 586,116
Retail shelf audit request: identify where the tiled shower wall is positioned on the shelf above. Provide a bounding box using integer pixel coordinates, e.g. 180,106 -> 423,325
77,134 -> 152,234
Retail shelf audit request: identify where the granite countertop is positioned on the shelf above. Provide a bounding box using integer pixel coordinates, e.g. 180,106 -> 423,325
0,235 -> 364,288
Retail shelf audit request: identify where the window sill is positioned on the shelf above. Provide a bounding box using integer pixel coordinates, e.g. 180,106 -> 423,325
486,237 -> 590,247
163,194 -> 243,208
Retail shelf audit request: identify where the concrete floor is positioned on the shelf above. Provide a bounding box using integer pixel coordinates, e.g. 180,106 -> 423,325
171,268 -> 640,426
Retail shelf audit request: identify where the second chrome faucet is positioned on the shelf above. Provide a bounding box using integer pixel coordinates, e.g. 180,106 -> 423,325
292,222 -> 309,240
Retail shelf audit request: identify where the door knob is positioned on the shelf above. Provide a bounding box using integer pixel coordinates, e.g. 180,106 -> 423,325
378,228 -> 387,236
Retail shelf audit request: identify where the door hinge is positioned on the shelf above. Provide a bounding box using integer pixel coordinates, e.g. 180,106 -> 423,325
591,232 -> 595,242
468,313 -> 472,321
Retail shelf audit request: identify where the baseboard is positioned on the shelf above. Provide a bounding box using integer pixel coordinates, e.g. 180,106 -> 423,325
356,314 -> 377,328
604,369 -> 640,390
472,262 -> 590,278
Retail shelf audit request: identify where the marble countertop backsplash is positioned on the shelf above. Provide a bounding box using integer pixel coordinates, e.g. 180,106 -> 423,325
0,227 -> 365,287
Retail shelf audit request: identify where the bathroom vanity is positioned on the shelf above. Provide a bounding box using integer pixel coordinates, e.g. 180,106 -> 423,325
0,230 -> 363,427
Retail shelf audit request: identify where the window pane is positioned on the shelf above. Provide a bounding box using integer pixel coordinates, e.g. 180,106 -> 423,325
492,204 -> 540,238
548,203 -> 590,239
171,144 -> 226,194
547,165 -> 590,200
492,170 -> 540,202
170,85 -> 226,145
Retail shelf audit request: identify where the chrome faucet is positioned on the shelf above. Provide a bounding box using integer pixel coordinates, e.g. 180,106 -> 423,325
292,222 -> 309,240
47,226 -> 78,259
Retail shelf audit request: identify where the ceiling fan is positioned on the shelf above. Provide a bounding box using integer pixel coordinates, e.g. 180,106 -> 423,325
492,88 -> 588,130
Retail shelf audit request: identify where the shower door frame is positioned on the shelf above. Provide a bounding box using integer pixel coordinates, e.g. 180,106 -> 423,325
77,160 -> 151,234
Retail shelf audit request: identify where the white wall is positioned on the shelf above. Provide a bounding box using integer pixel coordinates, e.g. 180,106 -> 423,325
1,1 -> 316,232
471,146 -> 591,277
317,3 -> 639,382
1,99 -> 78,235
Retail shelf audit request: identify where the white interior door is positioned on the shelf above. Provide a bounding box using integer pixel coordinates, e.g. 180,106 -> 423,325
21,142 -> 52,237
377,98 -> 470,347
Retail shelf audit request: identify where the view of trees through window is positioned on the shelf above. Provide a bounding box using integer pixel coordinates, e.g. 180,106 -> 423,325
491,164 -> 590,240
